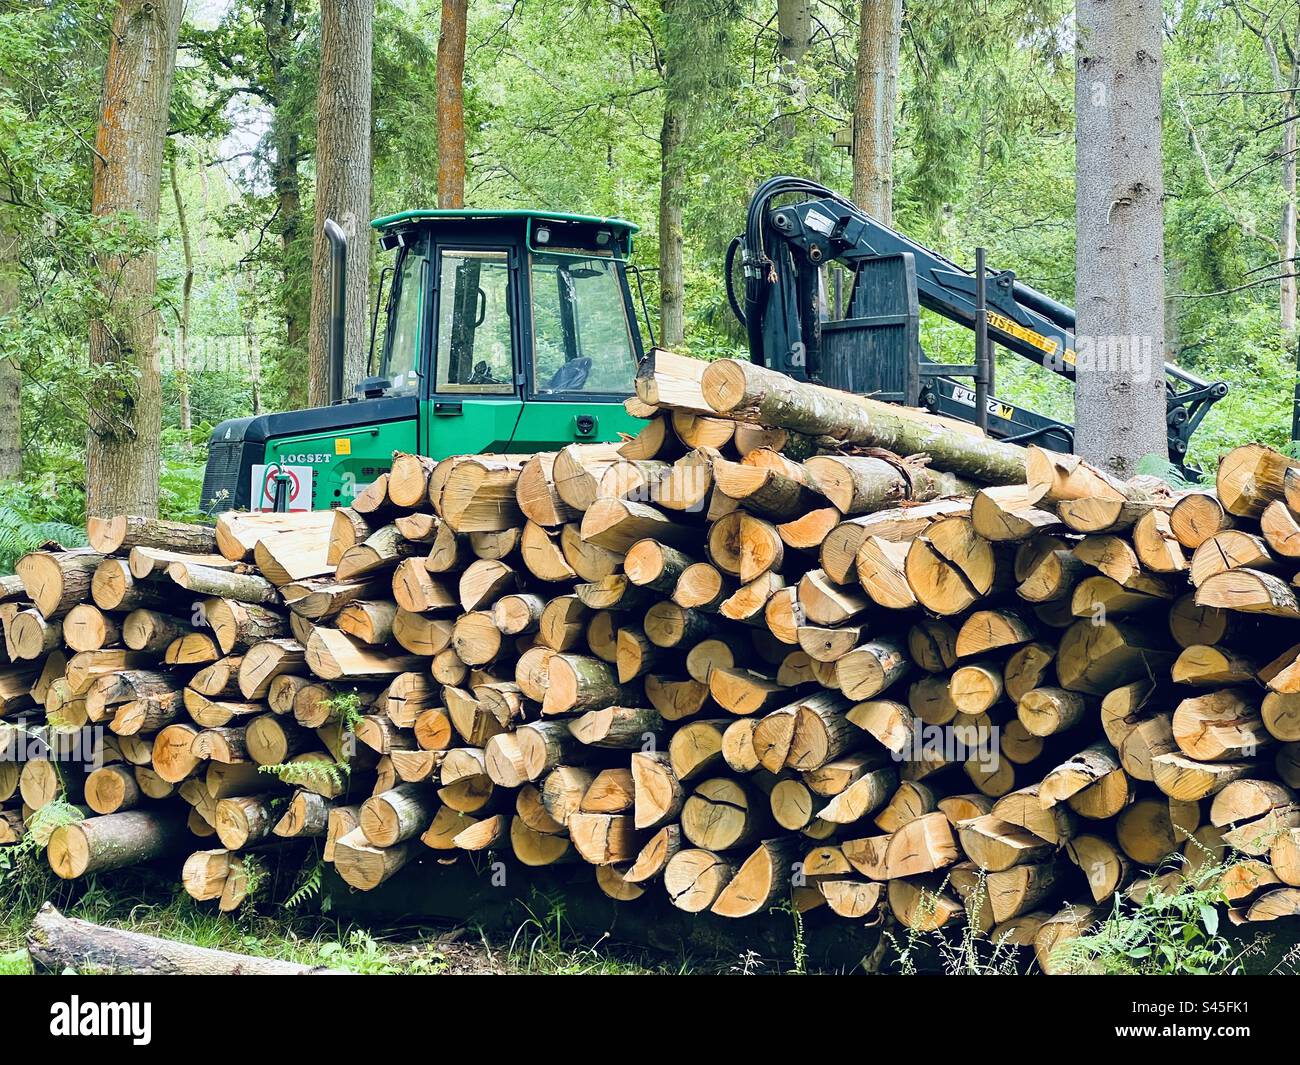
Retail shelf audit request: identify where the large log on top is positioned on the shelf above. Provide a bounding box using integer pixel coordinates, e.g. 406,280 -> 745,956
698,359 -> 1027,484
27,903 -> 342,975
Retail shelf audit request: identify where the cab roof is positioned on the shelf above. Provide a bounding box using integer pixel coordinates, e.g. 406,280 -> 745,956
371,208 -> 639,234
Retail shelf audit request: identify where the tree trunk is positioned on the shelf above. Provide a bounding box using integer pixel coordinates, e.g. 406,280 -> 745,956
1073,0 -> 1167,477
436,0 -> 468,207
167,156 -> 193,435
658,0 -> 687,347
1283,90 -> 1298,334
86,0 -> 183,518
307,0 -> 373,406
776,0 -> 811,139
0,167 -> 21,479
777,0 -> 811,65
852,0 -> 902,220
262,0 -> 307,397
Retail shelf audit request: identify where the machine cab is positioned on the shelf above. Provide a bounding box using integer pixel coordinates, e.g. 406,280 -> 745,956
370,208 -> 648,458
199,209 -> 649,515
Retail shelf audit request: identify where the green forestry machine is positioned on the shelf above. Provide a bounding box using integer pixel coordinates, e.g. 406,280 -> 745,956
199,177 -> 1226,513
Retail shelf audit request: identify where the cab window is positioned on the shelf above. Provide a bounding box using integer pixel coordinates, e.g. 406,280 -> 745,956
435,249 -> 514,394
531,253 -> 637,394
381,242 -> 427,394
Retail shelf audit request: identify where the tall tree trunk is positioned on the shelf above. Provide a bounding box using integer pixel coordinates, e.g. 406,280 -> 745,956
1229,13 -> 1300,333
86,0 -> 183,519
307,0 -> 373,406
776,0 -> 812,142
436,0 -> 467,208
262,0 -> 307,378
658,0 -> 687,349
249,328 -> 263,414
168,156 -> 193,437
852,0 -> 901,221
1282,90 -> 1297,334
274,126 -> 306,356
0,192 -> 22,481
1074,0 -> 1168,477
776,0 -> 810,65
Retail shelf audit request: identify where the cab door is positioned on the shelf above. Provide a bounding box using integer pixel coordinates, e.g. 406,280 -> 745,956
422,244 -> 526,458
511,248 -> 645,449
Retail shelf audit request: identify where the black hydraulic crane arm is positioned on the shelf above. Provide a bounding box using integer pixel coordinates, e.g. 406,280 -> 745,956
728,177 -> 1227,463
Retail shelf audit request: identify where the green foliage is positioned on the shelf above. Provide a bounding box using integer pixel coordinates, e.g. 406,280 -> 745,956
1136,453 -> 1206,489
508,897 -> 666,975
329,689 -> 367,734
888,873 -> 1025,976
0,795 -> 84,918
316,930 -> 404,974
229,855 -> 266,908
258,757 -> 348,791
0,484 -> 88,573
284,859 -> 326,910
1053,861 -> 1245,976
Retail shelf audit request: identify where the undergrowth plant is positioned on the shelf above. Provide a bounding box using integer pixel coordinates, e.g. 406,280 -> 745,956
284,859 -> 327,911
329,690 -> 366,734
508,896 -> 666,975
258,690 -> 364,791
1052,858 -> 1257,975
888,873 -> 1025,975
258,757 -> 348,791
0,795 -> 84,920
0,493 -> 87,573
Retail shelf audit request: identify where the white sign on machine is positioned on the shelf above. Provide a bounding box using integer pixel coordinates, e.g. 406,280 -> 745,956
250,464 -> 314,512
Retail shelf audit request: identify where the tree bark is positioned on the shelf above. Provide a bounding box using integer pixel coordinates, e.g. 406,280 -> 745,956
658,0 -> 687,347
436,0 -> 468,207
777,0 -> 811,66
1073,0 -> 1167,476
167,155 -> 193,435
307,0 -> 373,405
86,0 -> 183,518
775,0 -> 811,139
0,168 -> 21,479
1283,99 -> 1297,334
852,0 -> 902,220
260,0 -> 306,401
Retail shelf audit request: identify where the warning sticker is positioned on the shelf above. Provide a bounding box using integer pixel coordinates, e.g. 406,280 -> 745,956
251,464 -> 314,512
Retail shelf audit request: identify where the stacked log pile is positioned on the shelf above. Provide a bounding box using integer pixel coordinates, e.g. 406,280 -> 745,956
4,350 -> 1300,971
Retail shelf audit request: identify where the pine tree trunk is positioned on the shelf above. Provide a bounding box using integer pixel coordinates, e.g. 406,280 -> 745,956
86,0 -> 182,518
307,0 -> 373,406
0,166 -> 21,480
777,0 -> 811,65
658,0 -> 687,348
167,157 -> 193,435
1282,86 -> 1298,334
1073,0 -> 1167,477
776,0 -> 811,139
852,0 -> 901,221
263,0 -> 307,394
436,0 -> 468,208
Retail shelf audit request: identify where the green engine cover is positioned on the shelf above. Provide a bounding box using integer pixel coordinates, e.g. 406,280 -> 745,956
257,396 -> 643,511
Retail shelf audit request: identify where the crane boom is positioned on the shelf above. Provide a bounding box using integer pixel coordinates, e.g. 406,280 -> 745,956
729,177 -> 1226,465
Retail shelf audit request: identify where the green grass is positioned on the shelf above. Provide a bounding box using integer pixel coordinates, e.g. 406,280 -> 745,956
0,854 -> 696,976
503,901 -> 681,975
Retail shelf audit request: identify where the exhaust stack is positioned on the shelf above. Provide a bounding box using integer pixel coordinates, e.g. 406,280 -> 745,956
325,218 -> 347,404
